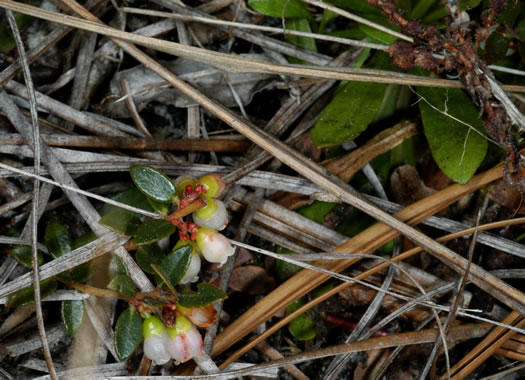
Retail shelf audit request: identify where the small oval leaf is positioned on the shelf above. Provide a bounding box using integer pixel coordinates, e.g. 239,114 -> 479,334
61,300 -> 85,337
71,264 -> 91,283
44,221 -> 72,259
73,232 -> 97,250
133,219 -> 175,246
130,165 -> 176,202
114,307 -> 143,361
178,283 -> 227,308
107,275 -> 136,298
109,255 -> 129,278
288,313 -> 316,341
146,197 -> 172,215
136,244 -> 166,274
8,278 -> 57,308
99,210 -> 142,236
100,188 -> 154,216
12,245 -> 43,269
156,245 -> 192,288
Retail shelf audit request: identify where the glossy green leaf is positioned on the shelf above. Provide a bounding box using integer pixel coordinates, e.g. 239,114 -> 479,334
99,210 -> 142,236
248,0 -> 312,18
12,245 -> 43,269
133,219 -> 175,246
178,283 -> 227,307
100,188 -> 154,216
114,307 -> 143,361
71,264 -> 91,283
108,275 -> 136,298
44,221 -> 72,259
146,197 -> 172,215
130,165 -> 176,203
155,245 -> 192,289
61,300 -> 84,337
8,278 -> 57,308
136,243 -> 165,274
288,313 -> 316,341
109,254 -> 129,278
310,81 -> 387,147
484,32 -> 509,65
418,87 -> 487,184
73,232 -> 97,250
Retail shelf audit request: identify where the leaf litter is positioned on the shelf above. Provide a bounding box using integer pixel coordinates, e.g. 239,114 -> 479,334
0,0 -> 524,379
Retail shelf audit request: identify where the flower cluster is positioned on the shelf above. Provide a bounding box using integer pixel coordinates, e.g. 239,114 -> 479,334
173,174 -> 235,269
142,314 -> 203,365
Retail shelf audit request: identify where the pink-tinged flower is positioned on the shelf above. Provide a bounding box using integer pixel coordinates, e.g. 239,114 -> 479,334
142,315 -> 170,365
192,199 -> 228,231
165,315 -> 203,364
198,174 -> 225,198
177,304 -> 216,328
195,227 -> 235,266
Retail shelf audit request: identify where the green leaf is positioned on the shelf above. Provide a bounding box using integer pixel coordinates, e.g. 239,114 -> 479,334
484,32 -> 509,65
136,244 -> 166,274
459,0 -> 482,10
499,0 -> 519,27
133,219 -> 175,246
44,221 -> 72,259
61,300 -> 84,337
310,81 -> 387,147
108,275 -> 136,298
8,278 -> 57,308
286,299 -> 316,341
357,13 -> 400,44
517,19 -> 525,41
146,197 -> 172,215
99,210 -> 142,236
297,201 -> 337,225
178,283 -> 227,307
409,0 -> 436,19
155,245 -> 192,288
275,247 -> 303,281
109,255 -> 129,278
288,313 -> 316,341
114,307 -> 143,361
100,188 -> 154,216
248,0 -> 312,18
73,232 -> 97,250
417,87 -> 488,184
285,18 -> 317,64
130,165 -> 177,203
11,245 -> 43,269
71,264 -> 91,283
325,0 -> 380,14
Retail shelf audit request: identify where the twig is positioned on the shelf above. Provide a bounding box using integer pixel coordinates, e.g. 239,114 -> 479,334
5,9 -> 57,379
122,7 -> 388,50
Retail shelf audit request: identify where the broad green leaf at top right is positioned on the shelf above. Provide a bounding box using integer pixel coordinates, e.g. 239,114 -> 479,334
417,87 -> 488,184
